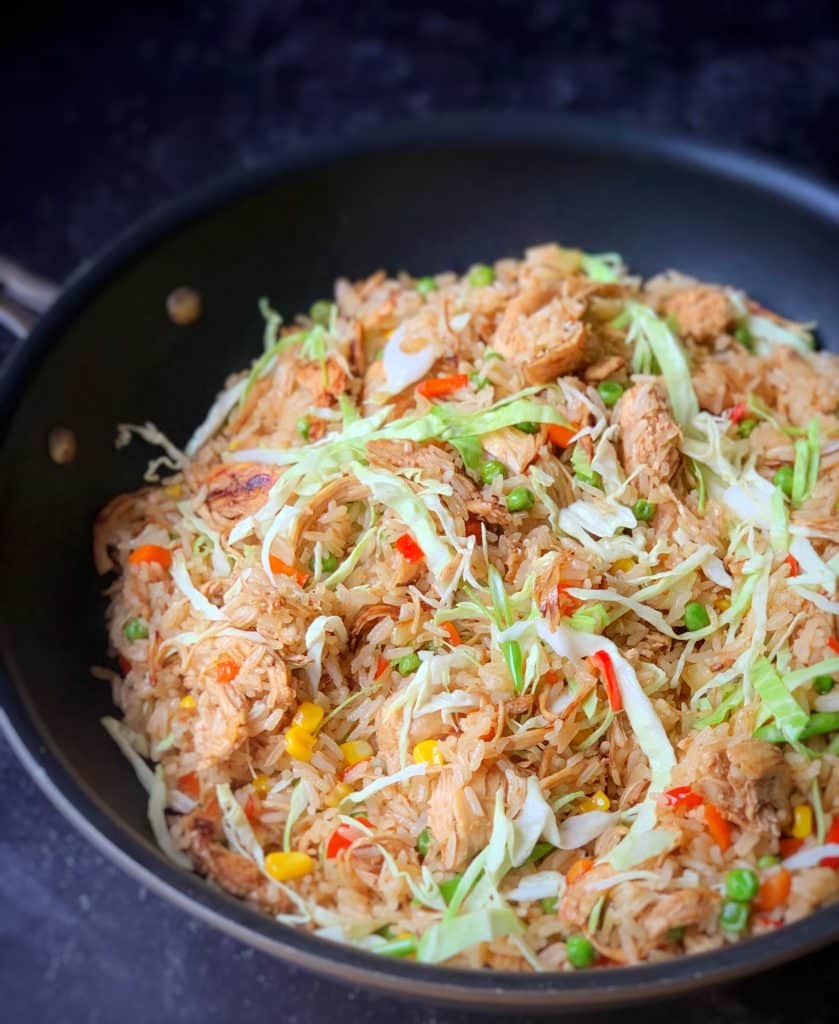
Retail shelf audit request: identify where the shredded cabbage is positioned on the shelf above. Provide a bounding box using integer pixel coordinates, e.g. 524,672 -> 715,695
171,552 -> 225,620
511,776 -> 562,866
338,763 -> 427,810
149,766 -> 192,868
752,657 -> 808,742
625,303 -> 698,426
505,871 -> 565,903
304,615 -> 348,690
416,907 -> 524,964
185,378 -> 247,456
217,783 -> 265,864
283,782 -> 309,852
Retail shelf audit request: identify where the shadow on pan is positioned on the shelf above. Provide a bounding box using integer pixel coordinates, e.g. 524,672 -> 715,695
1,113 -> 838,1011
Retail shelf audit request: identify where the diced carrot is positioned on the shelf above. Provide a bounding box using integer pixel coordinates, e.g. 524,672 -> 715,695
566,858 -> 594,884
268,554 -> 309,586
755,868 -> 791,911
128,544 -> 172,569
216,657 -> 239,684
784,553 -> 800,577
394,533 -> 424,563
178,771 -> 200,800
704,803 -> 731,850
828,638 -> 839,656
244,794 -> 260,820
441,621 -> 462,647
779,836 -> 803,858
416,374 -> 468,399
661,785 -> 703,812
374,654 -> 390,680
547,423 -> 578,448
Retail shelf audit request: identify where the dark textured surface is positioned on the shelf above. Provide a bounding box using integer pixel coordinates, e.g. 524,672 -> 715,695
2,2 -> 839,1021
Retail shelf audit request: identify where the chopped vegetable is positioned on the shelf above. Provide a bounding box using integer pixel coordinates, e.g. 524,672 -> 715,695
570,445 -> 602,489
326,817 -> 373,858
751,657 -> 808,743
773,465 -> 794,497
755,868 -> 791,911
416,829 -> 431,857
340,740 -> 373,766
733,324 -> 753,350
394,533 -> 425,563
215,657 -> 239,684
179,694 -> 196,710
468,264 -> 495,287
821,820 -> 839,867
792,804 -> 813,840
547,423 -> 578,447
268,554 -> 309,587
566,858 -> 594,884
725,868 -> 759,902
506,487 -> 535,512
413,739 -> 444,765
128,544 -> 172,569
566,934 -> 596,968
415,276 -> 438,295
719,900 -> 749,933
705,803 -> 731,850
503,639 -> 525,693
296,416 -> 311,440
578,790 -> 611,813
252,774 -> 271,799
784,553 -> 800,577
416,374 -> 469,400
178,771 -> 200,800
625,303 -> 699,426
814,675 -> 835,694
589,650 -> 622,711
374,655 -> 390,680
293,701 -> 325,733
597,380 -> 625,407
683,601 -> 710,631
309,299 -> 332,325
285,725 -> 316,762
728,402 -> 747,424
440,621 -> 462,647
480,459 -> 506,485
515,421 -> 540,434
123,617 -> 149,641
632,498 -> 656,522
661,786 -> 703,812
397,652 -> 421,675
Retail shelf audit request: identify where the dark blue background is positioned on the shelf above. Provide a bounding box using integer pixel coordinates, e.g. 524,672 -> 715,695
2,2 -> 838,1021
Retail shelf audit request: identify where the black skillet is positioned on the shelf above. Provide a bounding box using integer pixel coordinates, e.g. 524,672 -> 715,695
1,113 -> 838,1011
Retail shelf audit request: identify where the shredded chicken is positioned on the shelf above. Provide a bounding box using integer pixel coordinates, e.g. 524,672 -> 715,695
665,286 -> 733,343
613,378 -> 681,492
203,463 -> 280,522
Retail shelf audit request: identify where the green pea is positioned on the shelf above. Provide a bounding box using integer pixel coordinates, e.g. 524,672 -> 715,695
566,934 -> 596,968
724,868 -> 759,902
814,675 -> 835,694
719,900 -> 750,933
757,854 -> 781,869
321,552 -> 339,574
632,498 -> 656,522
665,926 -> 685,943
684,601 -> 710,631
480,459 -> 506,485
396,652 -> 421,675
416,828 -> 431,857
468,264 -> 495,287
738,418 -> 758,438
734,324 -> 754,351
296,416 -> 311,441
773,465 -> 794,497
515,421 -> 540,434
540,896 -> 558,914
415,276 -> 438,296
439,874 -> 462,904
596,380 -> 625,408
123,617 -> 149,641
506,487 -> 535,513
309,299 -> 332,325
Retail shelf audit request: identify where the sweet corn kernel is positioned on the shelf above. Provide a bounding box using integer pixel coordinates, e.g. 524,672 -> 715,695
791,804 -> 813,839
293,701 -> 325,734
263,850 -> 314,882
340,740 -> 374,766
252,773 -> 271,799
578,789 -> 611,814
285,725 -> 316,762
164,483 -> 183,499
612,558 -> 635,573
325,782 -> 354,807
179,694 -> 196,710
714,595 -> 731,612
412,739 -> 444,765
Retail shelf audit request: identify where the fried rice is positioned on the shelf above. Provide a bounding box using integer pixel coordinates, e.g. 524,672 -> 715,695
93,244 -> 839,970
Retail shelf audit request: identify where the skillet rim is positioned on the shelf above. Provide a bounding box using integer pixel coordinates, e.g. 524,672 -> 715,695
1,111 -> 838,1010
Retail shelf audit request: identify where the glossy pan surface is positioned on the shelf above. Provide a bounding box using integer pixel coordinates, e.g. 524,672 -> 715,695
1,113 -> 838,1010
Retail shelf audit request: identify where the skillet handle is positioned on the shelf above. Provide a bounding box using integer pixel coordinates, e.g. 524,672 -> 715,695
0,256 -> 60,339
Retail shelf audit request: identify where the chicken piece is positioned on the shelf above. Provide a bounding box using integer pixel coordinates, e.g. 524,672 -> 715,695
559,863 -> 613,928
288,476 -> 369,548
691,358 -> 738,415
481,426 -> 545,475
764,347 -> 839,424
534,551 -> 592,629
427,765 -> 504,871
692,738 -> 792,834
493,282 -> 597,384
295,357 -> 348,406
375,702 -> 447,774
665,286 -> 733,343
180,799 -> 291,912
787,867 -> 839,923
203,463 -> 280,522
613,379 -> 681,492
464,494 -> 512,529
642,889 -> 717,942
366,439 -> 458,480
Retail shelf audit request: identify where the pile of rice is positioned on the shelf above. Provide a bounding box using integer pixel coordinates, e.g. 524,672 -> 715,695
94,244 -> 839,970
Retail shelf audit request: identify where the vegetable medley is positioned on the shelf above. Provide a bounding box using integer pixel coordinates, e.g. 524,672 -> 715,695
94,244 -> 839,970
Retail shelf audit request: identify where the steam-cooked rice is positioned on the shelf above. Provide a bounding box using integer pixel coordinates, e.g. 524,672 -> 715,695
94,244 -> 839,970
